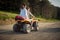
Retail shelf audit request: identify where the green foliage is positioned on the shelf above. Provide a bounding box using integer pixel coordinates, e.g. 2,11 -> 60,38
0,11 -> 18,20
22,0 -> 28,3
36,17 -> 60,22
0,0 -> 59,19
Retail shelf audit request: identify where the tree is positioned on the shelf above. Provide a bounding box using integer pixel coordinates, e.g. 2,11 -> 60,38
28,0 -> 41,16
0,0 -> 59,19
41,0 -> 57,19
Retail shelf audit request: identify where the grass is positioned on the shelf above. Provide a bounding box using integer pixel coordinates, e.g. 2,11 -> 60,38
0,11 -> 18,20
0,11 -> 59,25
36,17 -> 60,22
0,11 -> 59,22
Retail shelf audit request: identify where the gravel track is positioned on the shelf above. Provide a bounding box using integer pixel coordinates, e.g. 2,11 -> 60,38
0,22 -> 60,40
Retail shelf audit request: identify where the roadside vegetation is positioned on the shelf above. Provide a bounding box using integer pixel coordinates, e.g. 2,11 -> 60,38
0,11 -> 18,25
36,17 -> 60,22
0,11 -> 59,25
0,11 -> 18,20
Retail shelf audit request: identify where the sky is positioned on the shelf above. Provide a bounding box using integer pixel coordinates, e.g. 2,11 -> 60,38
48,0 -> 60,7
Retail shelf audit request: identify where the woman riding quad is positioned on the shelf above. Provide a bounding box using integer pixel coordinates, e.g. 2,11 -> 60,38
13,3 -> 39,33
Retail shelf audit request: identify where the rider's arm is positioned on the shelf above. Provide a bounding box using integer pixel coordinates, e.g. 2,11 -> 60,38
29,12 -> 35,17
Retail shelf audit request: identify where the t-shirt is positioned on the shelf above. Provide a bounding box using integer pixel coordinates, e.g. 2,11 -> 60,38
20,8 -> 29,19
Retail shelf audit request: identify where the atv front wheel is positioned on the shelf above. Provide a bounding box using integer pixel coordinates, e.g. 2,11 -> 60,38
23,24 -> 31,33
33,21 -> 39,31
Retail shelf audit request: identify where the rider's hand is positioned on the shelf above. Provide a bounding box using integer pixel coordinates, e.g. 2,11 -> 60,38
33,16 -> 35,18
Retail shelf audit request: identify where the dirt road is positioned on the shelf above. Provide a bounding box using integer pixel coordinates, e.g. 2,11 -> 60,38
0,22 -> 60,40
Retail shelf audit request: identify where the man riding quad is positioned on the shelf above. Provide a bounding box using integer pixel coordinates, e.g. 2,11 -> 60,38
13,3 -> 39,33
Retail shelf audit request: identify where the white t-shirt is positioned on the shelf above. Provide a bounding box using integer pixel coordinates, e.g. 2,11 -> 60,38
20,8 -> 29,19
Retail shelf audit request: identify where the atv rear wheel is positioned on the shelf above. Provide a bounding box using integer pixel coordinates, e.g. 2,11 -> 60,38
13,24 -> 20,32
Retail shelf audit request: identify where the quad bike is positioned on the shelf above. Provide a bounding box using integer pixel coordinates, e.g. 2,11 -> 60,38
13,16 -> 39,33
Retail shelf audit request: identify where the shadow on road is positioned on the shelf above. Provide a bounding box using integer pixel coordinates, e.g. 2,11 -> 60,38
0,28 -> 60,34
40,28 -> 60,33
0,30 -> 27,35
